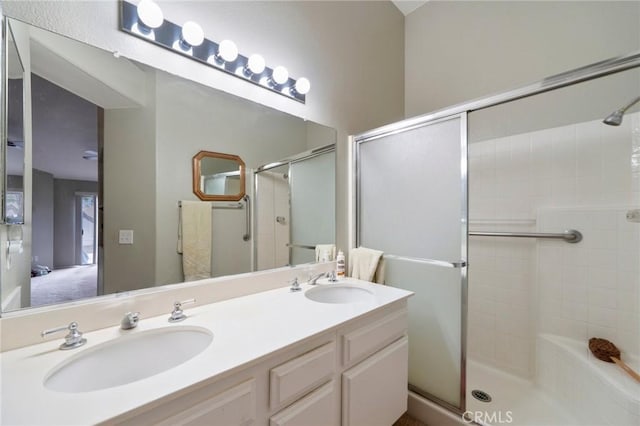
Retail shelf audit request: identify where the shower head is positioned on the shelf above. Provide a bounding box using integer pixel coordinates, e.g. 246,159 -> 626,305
603,110 -> 624,126
603,95 -> 640,126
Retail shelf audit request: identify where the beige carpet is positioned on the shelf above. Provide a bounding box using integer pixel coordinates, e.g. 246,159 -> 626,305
31,265 -> 98,307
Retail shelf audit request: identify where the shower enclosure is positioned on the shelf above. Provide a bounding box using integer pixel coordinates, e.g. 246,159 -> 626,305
353,52 -> 640,425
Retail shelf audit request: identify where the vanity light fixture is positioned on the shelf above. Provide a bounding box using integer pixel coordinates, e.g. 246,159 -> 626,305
120,0 -> 309,103
173,21 -> 204,54
211,39 -> 238,64
245,54 -> 266,76
270,66 -> 289,86
132,0 -> 163,39
293,77 -> 311,95
181,21 -> 204,48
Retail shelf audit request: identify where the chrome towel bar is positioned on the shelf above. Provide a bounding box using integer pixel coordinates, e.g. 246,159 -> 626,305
469,229 -> 582,243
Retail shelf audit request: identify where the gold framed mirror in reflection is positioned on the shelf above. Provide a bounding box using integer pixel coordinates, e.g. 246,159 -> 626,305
192,151 -> 246,201
0,17 -> 337,314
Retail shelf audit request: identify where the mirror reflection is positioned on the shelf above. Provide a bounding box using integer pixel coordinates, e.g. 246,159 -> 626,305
193,151 -> 246,201
5,21 -> 25,224
255,146 -> 335,270
0,18 -> 336,313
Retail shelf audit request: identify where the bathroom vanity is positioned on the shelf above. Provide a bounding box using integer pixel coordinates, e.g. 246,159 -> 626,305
1,279 -> 412,425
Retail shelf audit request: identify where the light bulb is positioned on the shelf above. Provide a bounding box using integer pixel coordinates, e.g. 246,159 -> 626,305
218,40 -> 238,63
137,0 -> 164,29
294,78 -> 311,95
246,54 -> 266,75
181,21 -> 204,47
272,66 -> 289,85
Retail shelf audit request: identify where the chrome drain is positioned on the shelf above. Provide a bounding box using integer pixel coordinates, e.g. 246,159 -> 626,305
471,389 -> 492,402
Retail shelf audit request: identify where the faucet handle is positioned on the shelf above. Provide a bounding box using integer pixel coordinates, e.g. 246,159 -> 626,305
169,299 -> 195,323
289,277 -> 301,292
121,312 -> 140,330
41,322 -> 87,350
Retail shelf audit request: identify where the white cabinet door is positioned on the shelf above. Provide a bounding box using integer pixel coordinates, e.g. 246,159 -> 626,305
269,380 -> 339,426
342,337 -> 408,426
116,379 -> 256,426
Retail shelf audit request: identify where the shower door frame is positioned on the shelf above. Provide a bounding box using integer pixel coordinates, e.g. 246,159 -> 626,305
351,49 -> 640,416
352,113 -> 469,413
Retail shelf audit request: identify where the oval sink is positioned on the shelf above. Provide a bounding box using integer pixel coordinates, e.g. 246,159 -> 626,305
305,284 -> 374,304
44,326 -> 213,393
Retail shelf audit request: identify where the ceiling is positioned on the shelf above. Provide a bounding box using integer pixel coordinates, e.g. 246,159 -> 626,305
391,1 -> 428,16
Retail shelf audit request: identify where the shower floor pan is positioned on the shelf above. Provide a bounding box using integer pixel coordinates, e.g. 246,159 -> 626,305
466,359 -> 577,426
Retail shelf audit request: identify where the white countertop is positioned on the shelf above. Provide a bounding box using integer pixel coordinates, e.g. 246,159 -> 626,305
1,279 -> 412,425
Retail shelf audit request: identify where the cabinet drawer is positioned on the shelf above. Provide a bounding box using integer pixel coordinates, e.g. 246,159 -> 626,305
270,341 -> 336,411
341,308 -> 407,366
270,380 -> 338,426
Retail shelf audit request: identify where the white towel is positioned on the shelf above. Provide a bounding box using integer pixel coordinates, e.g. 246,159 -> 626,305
178,201 -> 212,281
315,244 -> 336,261
349,247 -> 385,284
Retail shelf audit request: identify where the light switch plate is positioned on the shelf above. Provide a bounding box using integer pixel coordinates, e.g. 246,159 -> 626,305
119,229 -> 134,244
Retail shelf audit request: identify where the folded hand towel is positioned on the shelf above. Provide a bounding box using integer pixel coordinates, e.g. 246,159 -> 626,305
315,244 -> 336,261
179,201 -> 212,281
349,247 -> 385,284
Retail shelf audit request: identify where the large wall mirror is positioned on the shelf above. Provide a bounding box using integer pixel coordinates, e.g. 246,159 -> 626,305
0,17 -> 337,314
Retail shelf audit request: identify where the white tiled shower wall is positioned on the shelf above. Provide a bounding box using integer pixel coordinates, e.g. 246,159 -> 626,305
538,208 -> 639,357
468,112 -> 640,378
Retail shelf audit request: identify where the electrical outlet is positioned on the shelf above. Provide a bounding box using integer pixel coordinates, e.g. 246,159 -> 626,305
119,230 -> 134,244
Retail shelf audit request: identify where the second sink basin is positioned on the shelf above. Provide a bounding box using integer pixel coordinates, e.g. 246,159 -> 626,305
305,284 -> 374,304
44,325 -> 213,393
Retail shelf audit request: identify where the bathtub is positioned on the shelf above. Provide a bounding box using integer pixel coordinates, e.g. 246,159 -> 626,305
536,333 -> 640,426
409,334 -> 639,426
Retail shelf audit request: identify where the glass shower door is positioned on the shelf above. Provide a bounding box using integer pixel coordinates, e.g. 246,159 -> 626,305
290,150 -> 336,265
355,114 -> 467,410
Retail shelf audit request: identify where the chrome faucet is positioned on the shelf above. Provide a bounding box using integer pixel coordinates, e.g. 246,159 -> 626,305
289,277 -> 301,292
121,312 -> 140,330
169,299 -> 196,323
308,271 -> 338,285
308,272 -> 327,285
41,321 -> 87,350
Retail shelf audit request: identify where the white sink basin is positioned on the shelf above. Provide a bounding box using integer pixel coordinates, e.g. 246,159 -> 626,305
305,284 -> 374,304
44,326 -> 213,393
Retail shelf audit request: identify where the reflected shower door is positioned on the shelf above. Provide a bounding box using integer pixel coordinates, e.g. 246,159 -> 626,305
290,150 -> 336,265
356,114 -> 467,410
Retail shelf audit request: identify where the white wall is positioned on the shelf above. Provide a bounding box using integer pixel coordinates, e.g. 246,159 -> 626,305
31,169 -> 53,268
103,73 -> 157,294
405,1 -> 640,117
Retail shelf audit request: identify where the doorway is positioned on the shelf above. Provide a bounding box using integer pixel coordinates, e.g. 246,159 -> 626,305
76,193 -> 98,265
